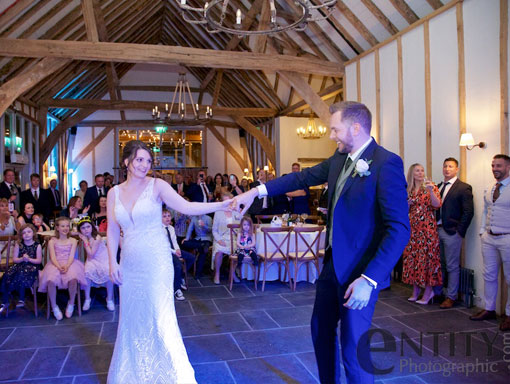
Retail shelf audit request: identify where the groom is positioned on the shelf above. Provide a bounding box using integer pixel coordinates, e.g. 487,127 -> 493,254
232,101 -> 410,383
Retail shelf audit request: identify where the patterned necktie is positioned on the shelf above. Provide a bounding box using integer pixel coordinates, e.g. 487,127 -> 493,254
9,184 -> 16,195
493,183 -> 502,202
165,226 -> 175,249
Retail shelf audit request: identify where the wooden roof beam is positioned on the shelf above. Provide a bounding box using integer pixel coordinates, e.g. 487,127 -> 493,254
41,99 -> 277,117
359,0 -> 398,35
0,39 -> 343,76
388,0 -> 419,25
0,57 -> 70,116
279,81 -> 342,115
336,1 -> 379,47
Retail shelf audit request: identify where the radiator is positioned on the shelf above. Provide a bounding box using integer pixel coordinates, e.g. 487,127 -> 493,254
459,267 -> 475,308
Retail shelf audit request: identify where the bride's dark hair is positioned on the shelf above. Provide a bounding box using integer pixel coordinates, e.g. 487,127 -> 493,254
122,140 -> 154,170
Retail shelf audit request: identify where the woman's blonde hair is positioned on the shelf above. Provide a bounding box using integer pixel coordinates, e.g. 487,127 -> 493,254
54,216 -> 71,239
406,163 -> 424,195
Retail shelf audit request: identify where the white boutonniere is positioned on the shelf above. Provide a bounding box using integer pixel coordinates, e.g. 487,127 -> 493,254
352,159 -> 372,178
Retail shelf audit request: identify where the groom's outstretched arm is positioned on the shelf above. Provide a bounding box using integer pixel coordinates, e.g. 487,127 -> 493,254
232,158 -> 331,214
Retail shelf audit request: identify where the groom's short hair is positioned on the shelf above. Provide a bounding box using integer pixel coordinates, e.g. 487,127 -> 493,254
330,101 -> 372,134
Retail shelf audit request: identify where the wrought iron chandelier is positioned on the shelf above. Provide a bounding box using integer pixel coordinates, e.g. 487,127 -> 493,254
176,0 -> 337,36
152,72 -> 212,126
297,116 -> 327,139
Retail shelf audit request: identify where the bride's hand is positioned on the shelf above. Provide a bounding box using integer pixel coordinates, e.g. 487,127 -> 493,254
221,198 -> 233,211
110,262 -> 123,285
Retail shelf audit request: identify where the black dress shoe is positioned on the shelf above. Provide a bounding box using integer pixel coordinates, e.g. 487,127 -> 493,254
469,310 -> 497,321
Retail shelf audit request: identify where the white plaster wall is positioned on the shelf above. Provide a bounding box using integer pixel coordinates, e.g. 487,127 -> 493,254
359,54 -> 377,141
429,7 -> 459,183
277,116 -> 337,176
345,63 -> 357,102
463,0 -> 502,309
379,41 -> 399,154
402,25 -> 426,171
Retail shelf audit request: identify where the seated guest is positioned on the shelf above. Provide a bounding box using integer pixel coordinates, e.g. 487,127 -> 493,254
0,224 -> 42,314
234,216 -> 258,278
32,213 -> 50,232
162,209 -> 195,298
286,163 -> 311,215
228,174 -> 244,197
91,196 -> 108,232
212,192 -> 241,284
212,173 -> 228,201
402,163 -> 442,305
77,217 -> 114,312
75,180 -> 88,200
181,213 -> 213,279
169,205 -> 189,245
18,202 -> 35,226
0,198 -> 18,236
60,196 -> 90,220
241,178 -> 250,192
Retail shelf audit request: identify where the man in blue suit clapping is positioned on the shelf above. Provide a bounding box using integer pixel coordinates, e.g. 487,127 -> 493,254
232,101 -> 410,383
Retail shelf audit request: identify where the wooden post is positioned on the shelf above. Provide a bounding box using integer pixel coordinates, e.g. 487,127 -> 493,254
424,21 -> 432,178
397,37 -> 405,161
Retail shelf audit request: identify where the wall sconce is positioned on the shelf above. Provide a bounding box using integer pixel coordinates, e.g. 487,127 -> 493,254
49,165 -> 56,173
243,168 -> 249,175
263,165 -> 269,172
459,133 -> 486,150
68,168 -> 74,174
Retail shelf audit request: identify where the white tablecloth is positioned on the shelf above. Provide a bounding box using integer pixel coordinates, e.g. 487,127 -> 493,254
240,224 -> 325,283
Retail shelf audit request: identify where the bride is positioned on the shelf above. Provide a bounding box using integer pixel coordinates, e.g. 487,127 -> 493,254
106,140 -> 231,383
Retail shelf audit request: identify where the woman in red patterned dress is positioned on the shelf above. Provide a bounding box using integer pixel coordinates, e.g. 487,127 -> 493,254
402,163 -> 442,304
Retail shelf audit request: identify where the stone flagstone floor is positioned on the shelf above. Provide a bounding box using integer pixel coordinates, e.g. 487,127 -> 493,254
0,278 -> 509,384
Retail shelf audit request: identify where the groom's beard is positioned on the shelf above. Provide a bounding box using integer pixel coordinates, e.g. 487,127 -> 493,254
336,131 -> 354,154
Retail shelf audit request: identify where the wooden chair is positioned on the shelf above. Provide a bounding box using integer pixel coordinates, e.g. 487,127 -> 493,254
0,235 -> 40,317
45,239 -> 82,319
258,227 -> 292,291
288,226 -> 324,291
227,223 -> 258,291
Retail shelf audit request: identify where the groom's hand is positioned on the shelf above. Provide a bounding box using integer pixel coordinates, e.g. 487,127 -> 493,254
343,277 -> 373,310
231,188 -> 259,215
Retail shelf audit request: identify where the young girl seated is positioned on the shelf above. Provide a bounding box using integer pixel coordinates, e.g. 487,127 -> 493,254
32,213 -> 50,233
77,217 -> 114,311
234,217 -> 258,278
0,224 -> 42,314
38,217 -> 87,320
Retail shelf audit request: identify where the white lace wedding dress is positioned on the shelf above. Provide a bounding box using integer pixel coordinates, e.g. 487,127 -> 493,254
107,178 -> 196,384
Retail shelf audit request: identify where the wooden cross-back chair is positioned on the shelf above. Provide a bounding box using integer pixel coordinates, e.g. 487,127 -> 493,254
289,226 -> 324,291
227,223 -> 258,291
0,235 -> 40,317
258,226 -> 292,291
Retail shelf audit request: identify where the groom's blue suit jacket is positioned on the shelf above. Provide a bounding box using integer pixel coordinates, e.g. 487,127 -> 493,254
265,140 -> 410,289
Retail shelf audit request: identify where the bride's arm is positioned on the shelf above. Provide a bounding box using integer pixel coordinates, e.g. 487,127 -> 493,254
154,178 -> 230,215
106,188 -> 122,285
